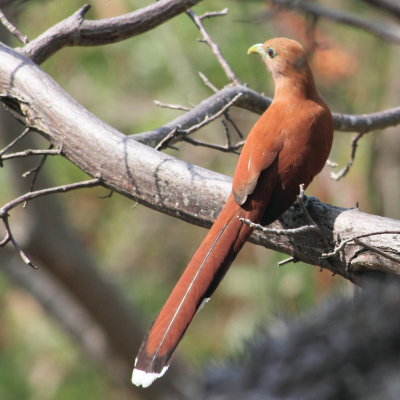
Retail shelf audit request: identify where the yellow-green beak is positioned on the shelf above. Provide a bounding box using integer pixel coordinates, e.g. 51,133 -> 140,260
247,43 -> 264,56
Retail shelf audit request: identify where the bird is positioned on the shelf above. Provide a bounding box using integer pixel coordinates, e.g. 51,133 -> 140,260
132,38 -> 334,388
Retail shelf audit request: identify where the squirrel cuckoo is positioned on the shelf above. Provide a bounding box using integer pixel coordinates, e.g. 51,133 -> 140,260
132,38 -> 333,387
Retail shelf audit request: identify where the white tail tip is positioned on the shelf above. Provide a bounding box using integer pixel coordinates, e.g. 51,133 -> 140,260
131,365 -> 169,388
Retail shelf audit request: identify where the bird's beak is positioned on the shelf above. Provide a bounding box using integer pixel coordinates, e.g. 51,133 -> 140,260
247,43 -> 264,56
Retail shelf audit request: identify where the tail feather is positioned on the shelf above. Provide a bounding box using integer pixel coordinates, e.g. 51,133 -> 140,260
132,193 -> 267,387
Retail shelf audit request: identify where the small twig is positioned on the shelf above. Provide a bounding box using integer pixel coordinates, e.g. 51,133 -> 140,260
296,184 -> 319,228
185,93 -> 243,135
0,178 -> 101,217
239,217 -> 319,235
0,215 -> 37,268
22,145 -> 60,178
221,119 -> 233,149
278,257 -> 298,267
0,178 -> 102,269
130,201 -> 139,209
198,8 -> 228,20
326,159 -> 339,168
0,8 -> 29,44
153,93 -> 242,151
187,8 -> 240,85
354,238 -> 400,264
0,219 -> 10,246
154,100 -> 191,112
296,184 -> 330,250
0,128 -> 30,160
331,132 -> 365,180
221,116 -> 244,150
98,190 -> 114,199
1,147 -> 61,162
224,112 -> 244,139
321,230 -> 400,259
153,93 -> 243,150
182,136 -> 244,153
24,145 -> 63,203
155,127 -> 180,151
179,93 -> 243,153
198,71 -> 218,93
238,185 -> 326,242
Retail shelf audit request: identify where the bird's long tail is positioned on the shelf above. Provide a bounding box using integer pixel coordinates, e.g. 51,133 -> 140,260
132,194 -> 265,387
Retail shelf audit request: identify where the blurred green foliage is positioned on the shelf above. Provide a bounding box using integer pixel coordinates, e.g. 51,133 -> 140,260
0,0 -> 397,398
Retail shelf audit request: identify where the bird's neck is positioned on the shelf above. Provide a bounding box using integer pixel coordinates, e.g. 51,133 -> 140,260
273,65 -> 319,101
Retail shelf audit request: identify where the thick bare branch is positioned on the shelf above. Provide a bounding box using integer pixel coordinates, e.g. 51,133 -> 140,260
135,85 -> 400,148
0,44 -> 399,283
134,85 -> 269,147
20,0 -> 203,64
333,107 -> 400,132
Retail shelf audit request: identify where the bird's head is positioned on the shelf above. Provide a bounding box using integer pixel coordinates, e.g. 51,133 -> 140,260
248,38 -> 308,79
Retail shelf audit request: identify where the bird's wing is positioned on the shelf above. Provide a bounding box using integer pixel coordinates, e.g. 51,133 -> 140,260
232,110 -> 284,205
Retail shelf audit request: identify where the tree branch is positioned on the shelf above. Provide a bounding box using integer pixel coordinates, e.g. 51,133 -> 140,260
0,7 -> 29,44
134,84 -> 400,148
0,146 -> 61,161
269,0 -> 400,43
0,43 -> 399,283
360,0 -> 400,20
0,126 -> 30,160
0,214 -> 37,268
20,0 -> 203,64
187,8 -> 239,85
0,178 -> 101,217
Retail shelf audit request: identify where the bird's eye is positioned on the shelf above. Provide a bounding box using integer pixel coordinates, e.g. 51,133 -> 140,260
266,47 -> 276,58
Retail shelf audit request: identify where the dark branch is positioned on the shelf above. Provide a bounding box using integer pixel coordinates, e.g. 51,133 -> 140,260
269,0 -> 400,43
0,214 -> 37,268
330,132 -> 364,180
361,0 -> 400,20
182,136 -> 244,153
